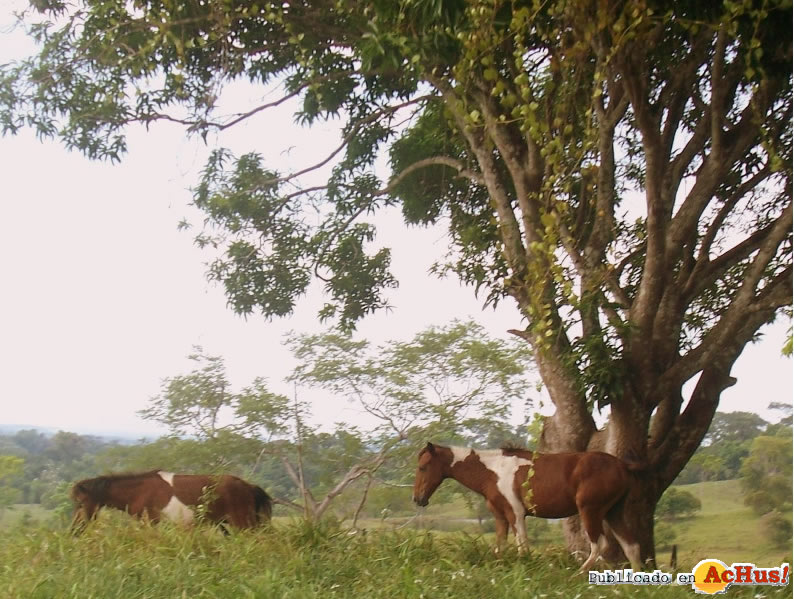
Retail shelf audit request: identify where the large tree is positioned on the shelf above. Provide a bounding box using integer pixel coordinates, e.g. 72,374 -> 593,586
2,0 -> 791,564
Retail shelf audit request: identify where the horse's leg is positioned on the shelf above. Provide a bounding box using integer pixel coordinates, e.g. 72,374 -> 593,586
70,503 -> 98,535
70,510 -> 85,534
604,517 -> 643,571
493,515 -> 509,555
140,505 -> 162,524
575,505 -> 609,575
496,499 -> 528,555
223,497 -> 252,530
512,514 -> 529,555
487,500 -> 509,555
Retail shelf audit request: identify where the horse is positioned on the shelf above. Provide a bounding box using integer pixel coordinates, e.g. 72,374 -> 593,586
70,470 -> 272,533
412,442 -> 644,573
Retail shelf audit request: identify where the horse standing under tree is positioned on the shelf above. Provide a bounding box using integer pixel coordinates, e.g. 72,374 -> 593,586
412,442 -> 645,573
71,471 -> 272,533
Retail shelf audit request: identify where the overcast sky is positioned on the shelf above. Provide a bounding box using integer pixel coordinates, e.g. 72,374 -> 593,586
0,7 -> 790,438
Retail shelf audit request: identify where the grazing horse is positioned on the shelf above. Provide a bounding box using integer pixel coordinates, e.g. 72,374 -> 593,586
412,442 -> 644,573
71,470 -> 272,533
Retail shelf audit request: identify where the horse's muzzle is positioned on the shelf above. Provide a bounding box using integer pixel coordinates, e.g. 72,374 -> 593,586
413,495 -> 428,507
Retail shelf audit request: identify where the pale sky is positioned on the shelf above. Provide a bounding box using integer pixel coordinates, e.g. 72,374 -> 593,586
0,7 -> 790,438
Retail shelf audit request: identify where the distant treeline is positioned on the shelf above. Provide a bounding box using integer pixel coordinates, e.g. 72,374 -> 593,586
674,407 -> 791,484
0,407 -> 790,527
0,430 -> 122,507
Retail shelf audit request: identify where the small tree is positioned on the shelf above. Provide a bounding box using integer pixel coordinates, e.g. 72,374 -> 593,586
140,346 -> 291,444
287,319 -> 535,445
286,319 -> 537,517
140,322 -> 534,522
740,435 -> 793,516
655,487 -> 702,521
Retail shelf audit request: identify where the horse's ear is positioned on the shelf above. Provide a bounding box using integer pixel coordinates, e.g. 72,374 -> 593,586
425,442 -> 435,455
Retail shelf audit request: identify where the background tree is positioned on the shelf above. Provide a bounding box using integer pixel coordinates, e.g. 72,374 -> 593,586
703,412 -> 768,445
764,401 -> 793,436
759,510 -> 792,547
675,410 -> 770,484
287,319 -> 534,445
0,429 -> 119,505
655,487 -> 702,521
140,346 -> 291,444
138,322 -> 532,521
287,319 -> 536,520
0,455 -> 24,519
740,434 -> 793,517
11,430 -> 50,456
3,0 -> 791,563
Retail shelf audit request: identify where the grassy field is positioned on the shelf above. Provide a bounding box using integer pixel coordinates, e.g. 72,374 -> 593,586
665,480 -> 790,567
0,479 -> 789,598
0,503 -> 52,528
348,479 -> 790,571
0,517 -> 790,599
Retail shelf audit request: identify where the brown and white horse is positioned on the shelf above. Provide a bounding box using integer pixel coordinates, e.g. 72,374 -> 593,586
412,442 -> 644,573
71,471 -> 272,533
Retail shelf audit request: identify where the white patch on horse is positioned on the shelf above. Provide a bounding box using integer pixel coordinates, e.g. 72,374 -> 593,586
156,471 -> 192,524
474,449 -> 533,550
161,495 -> 194,525
449,446 -> 473,467
158,471 -> 175,486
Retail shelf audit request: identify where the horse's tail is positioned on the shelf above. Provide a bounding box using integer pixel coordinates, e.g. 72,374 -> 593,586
620,448 -> 657,474
623,459 -> 648,473
252,485 -> 273,524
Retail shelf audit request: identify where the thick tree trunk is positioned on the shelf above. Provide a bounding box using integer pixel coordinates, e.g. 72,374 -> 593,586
543,369 -> 741,569
554,445 -> 660,569
542,387 -> 663,569
617,482 -> 659,567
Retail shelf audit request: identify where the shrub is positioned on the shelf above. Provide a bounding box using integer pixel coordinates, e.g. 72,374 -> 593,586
760,510 -> 792,546
656,487 -> 702,520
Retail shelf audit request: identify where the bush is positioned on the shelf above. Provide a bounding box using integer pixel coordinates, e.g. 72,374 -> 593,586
656,487 -> 702,520
760,510 -> 792,546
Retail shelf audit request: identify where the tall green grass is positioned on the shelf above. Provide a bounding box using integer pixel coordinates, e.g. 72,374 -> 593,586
1,479 -> 789,598
0,515 -> 789,599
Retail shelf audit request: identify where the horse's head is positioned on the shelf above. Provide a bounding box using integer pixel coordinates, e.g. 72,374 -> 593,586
69,478 -> 107,534
412,442 -> 448,507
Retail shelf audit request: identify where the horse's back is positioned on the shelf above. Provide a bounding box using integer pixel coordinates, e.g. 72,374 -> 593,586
518,451 -> 632,518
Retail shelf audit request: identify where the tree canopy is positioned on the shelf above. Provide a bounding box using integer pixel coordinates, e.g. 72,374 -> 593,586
3,0 -> 791,562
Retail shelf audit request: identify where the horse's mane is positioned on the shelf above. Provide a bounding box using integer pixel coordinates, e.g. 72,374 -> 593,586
500,445 -> 534,458
93,470 -> 163,481
71,470 -> 163,501
500,443 -> 525,451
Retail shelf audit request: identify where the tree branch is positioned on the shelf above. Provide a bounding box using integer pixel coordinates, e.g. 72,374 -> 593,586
429,74 -> 528,284
661,204 -> 792,387
378,156 -> 484,195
